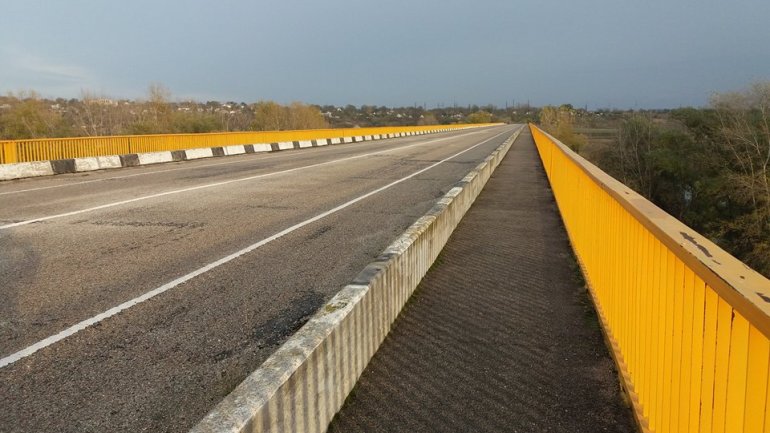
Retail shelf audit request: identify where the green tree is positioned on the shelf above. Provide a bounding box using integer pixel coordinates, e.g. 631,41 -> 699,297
467,110 -> 493,124
417,112 -> 438,125
590,86 -> 770,277
171,111 -> 222,133
0,91 -> 70,139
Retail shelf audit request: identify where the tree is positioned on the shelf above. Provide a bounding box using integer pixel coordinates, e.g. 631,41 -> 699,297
417,112 -> 438,125
710,82 -> 770,273
286,102 -> 328,130
614,115 -> 658,197
539,105 -> 587,153
0,91 -> 70,139
127,83 -> 174,135
71,90 -> 131,136
588,86 -> 770,277
172,111 -> 222,133
467,110 -> 493,124
252,101 -> 328,131
147,83 -> 172,131
252,100 -> 285,131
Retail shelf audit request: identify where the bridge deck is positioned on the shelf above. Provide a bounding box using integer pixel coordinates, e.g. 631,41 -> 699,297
328,130 -> 636,432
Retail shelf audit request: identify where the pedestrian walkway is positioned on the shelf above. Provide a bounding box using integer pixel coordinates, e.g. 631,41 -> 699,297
328,130 -> 637,432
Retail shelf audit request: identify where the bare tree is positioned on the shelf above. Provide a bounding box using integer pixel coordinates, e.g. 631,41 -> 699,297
711,82 -> 770,271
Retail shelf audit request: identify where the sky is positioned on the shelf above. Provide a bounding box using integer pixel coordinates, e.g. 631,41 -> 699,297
1,0 -> 769,109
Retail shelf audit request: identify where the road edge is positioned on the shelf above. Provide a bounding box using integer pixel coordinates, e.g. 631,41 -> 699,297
0,128 -> 472,182
189,126 -> 523,433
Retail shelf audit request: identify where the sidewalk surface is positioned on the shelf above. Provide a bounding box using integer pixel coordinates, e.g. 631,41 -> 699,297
328,130 -> 637,432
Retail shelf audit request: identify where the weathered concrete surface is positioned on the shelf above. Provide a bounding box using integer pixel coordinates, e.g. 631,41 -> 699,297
190,128 -> 522,433
0,160 -> 55,180
0,126 -> 512,433
328,130 -> 637,433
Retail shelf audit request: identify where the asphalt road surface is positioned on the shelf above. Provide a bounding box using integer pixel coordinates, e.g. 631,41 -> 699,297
0,125 -> 518,433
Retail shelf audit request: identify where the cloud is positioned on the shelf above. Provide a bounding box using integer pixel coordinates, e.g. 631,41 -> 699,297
16,55 -> 90,83
0,46 -> 95,96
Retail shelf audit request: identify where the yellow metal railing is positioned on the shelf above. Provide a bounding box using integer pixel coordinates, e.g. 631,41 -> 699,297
530,124 -> 770,433
0,124 -> 496,164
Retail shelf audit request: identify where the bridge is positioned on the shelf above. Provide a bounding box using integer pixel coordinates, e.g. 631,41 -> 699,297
0,124 -> 768,433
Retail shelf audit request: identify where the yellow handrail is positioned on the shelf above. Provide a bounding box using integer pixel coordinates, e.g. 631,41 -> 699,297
0,124 -> 497,164
530,124 -> 770,433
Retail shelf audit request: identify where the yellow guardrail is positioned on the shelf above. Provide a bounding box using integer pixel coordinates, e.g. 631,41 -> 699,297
0,142 -> 15,164
0,124 -> 497,164
530,124 -> 770,433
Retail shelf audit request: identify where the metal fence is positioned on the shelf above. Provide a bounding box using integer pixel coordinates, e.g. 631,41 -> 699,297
0,124 -> 486,164
530,124 -> 770,433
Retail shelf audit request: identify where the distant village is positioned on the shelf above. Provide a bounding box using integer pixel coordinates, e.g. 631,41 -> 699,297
0,90 -> 667,141
0,89 -> 547,140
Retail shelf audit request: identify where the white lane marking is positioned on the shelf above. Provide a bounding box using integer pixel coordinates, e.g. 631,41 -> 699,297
0,129 -> 512,368
0,130 -> 494,230
0,128 -> 487,197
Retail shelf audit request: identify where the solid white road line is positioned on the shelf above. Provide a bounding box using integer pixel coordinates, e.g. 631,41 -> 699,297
0,128 -> 490,197
0,129 -> 512,369
0,130 -> 493,230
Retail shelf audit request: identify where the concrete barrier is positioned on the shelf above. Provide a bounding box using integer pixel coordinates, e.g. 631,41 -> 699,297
252,144 -> 273,153
0,161 -> 55,180
190,126 -> 523,433
185,148 -> 215,160
74,156 -> 122,172
223,145 -> 246,156
137,151 -> 174,165
0,126 -> 493,182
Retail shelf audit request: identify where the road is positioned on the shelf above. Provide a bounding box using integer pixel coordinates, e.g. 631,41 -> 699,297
0,125 -> 518,432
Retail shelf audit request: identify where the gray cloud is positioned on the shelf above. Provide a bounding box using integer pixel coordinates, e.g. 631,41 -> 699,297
1,0 -> 769,108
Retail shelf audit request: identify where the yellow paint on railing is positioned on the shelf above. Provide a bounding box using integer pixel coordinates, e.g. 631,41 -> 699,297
0,124 -> 497,164
529,124 -> 770,433
1,141 -> 16,164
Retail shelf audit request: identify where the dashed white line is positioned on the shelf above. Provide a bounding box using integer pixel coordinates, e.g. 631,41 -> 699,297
0,129 -> 511,368
0,130 -> 490,230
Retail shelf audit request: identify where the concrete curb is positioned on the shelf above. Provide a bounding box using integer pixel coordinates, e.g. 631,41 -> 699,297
0,128 -> 473,182
0,160 -> 54,179
190,126 -> 524,433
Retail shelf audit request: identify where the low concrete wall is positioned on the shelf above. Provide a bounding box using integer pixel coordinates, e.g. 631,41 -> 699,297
137,151 -> 174,165
190,126 -> 523,433
0,160 -> 54,180
185,148 -> 215,160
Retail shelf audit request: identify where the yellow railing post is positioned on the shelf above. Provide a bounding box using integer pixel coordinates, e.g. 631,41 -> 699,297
1,141 -> 18,164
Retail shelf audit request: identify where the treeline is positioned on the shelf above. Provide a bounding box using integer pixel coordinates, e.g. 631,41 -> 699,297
0,86 -> 329,139
0,85 -> 525,141
543,82 -> 770,277
0,85 -> 329,140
